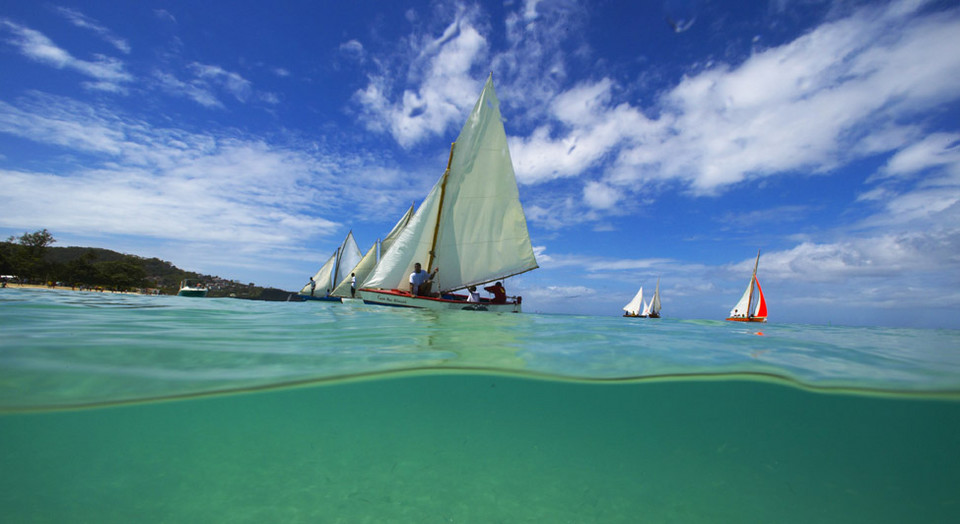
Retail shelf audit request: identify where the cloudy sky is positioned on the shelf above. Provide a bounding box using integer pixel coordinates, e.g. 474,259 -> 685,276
1,0 -> 958,327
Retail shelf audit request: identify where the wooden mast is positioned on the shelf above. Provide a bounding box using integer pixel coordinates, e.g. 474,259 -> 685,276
426,142 -> 456,275
748,249 -> 760,317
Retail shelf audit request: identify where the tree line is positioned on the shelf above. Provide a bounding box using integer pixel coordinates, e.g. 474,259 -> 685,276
1,229 -> 203,294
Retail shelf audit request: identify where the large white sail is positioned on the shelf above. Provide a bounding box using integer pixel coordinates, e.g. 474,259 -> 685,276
362,183 -> 443,291
380,204 -> 415,258
728,251 -> 760,319
623,287 -> 644,315
331,242 -> 377,297
729,279 -> 753,318
363,75 -> 538,293
334,231 -> 362,287
300,252 -> 337,296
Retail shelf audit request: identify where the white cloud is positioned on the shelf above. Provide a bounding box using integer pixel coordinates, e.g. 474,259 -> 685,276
190,63 -> 253,103
498,0 -> 960,212
582,180 -> 619,210
0,19 -> 132,92
51,6 -> 131,54
339,40 -> 364,61
879,132 -> 960,179
153,70 -> 223,108
0,94 -> 357,274
152,63 -> 256,108
353,9 -> 489,148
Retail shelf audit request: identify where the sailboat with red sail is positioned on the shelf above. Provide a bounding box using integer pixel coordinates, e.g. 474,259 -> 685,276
726,250 -> 767,323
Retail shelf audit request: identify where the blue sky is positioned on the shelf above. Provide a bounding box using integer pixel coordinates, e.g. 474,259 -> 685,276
1,0 -> 959,327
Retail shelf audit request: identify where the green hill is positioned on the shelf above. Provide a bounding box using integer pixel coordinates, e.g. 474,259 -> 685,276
1,238 -> 300,301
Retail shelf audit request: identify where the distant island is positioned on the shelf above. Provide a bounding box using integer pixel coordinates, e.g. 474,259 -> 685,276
1,229 -> 300,301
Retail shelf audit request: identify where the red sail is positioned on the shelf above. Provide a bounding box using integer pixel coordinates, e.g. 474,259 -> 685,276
753,276 -> 767,318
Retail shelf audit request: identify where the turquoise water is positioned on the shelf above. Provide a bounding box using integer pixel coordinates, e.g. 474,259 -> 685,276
2,288 -> 960,522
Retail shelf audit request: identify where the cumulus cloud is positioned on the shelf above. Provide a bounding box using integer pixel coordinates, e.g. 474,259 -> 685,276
501,0 -> 960,207
353,8 -> 489,148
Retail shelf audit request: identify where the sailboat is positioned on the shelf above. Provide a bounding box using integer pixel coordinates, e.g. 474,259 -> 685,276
642,277 -> 662,318
622,287 -> 644,317
331,204 -> 416,301
360,74 -> 538,312
299,231 -> 363,302
726,250 -> 767,322
623,277 -> 662,318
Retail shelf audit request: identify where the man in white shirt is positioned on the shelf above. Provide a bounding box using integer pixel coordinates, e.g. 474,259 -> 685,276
409,263 -> 438,296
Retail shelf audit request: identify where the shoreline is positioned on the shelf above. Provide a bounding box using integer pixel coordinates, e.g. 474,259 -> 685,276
1,282 -> 152,295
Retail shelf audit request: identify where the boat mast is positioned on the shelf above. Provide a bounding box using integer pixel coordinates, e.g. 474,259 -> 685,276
748,249 -> 760,317
426,142 -> 456,273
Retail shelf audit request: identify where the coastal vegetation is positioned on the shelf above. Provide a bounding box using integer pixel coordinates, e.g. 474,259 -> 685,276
1,229 -> 292,300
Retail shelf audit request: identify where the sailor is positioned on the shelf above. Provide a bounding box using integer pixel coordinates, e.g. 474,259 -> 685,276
409,263 -> 438,296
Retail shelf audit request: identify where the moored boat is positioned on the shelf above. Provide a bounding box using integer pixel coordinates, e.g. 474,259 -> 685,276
726,250 -> 767,322
359,74 -> 538,312
177,279 -> 207,297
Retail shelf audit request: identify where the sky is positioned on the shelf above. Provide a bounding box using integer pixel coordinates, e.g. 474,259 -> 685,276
1,0 -> 959,328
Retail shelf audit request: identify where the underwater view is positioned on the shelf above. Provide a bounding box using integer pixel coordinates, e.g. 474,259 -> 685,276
2,288 -> 960,522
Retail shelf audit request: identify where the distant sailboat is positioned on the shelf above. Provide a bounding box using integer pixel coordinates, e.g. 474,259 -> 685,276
643,277 -> 662,318
622,287 -> 644,317
331,204 -> 416,300
623,277 -> 661,318
360,75 -> 538,312
299,231 -> 362,302
726,250 -> 767,322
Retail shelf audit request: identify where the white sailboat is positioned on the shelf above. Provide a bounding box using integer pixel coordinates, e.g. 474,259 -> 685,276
299,231 -> 362,302
331,204 -> 416,301
726,250 -> 767,322
360,74 -> 538,312
644,277 -> 662,318
623,277 -> 661,318
623,287 -> 644,317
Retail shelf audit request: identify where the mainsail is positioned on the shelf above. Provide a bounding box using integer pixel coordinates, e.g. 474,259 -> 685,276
623,287 -> 644,316
331,242 -> 375,298
363,74 -> 539,294
380,203 -> 415,259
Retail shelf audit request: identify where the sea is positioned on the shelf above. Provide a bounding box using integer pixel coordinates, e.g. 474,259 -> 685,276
2,288 -> 959,523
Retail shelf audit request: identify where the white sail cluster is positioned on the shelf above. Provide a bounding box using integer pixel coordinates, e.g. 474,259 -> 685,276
299,75 -> 538,309
363,74 -> 538,295
298,205 -> 415,299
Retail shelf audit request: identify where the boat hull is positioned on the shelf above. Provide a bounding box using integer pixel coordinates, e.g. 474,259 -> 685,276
725,317 -> 767,323
299,295 -> 342,303
177,289 -> 207,297
360,289 -> 522,313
